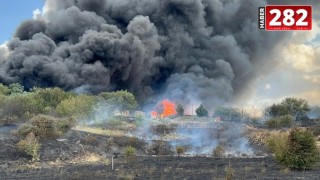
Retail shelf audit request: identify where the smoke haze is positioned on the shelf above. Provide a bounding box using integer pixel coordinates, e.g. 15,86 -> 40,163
0,0 -> 289,108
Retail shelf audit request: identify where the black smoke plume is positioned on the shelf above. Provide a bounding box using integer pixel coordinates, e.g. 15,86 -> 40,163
0,0 -> 289,107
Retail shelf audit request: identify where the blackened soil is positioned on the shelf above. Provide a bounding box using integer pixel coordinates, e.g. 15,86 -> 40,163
1,124 -> 319,180
1,156 -> 319,180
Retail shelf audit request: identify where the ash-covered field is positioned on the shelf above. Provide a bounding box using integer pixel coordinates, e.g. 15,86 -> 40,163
1,118 -> 319,180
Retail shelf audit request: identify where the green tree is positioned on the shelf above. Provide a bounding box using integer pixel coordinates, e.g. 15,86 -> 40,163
267,98 -> 310,120
176,103 -> 184,116
99,90 -> 138,112
0,93 -> 43,120
196,104 -> 208,117
0,83 -> 10,95
8,83 -> 24,94
281,98 -> 310,120
56,95 -> 98,118
267,104 -> 288,117
33,87 -> 74,110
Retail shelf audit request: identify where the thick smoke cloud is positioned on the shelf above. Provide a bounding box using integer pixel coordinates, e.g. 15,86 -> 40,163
0,0 -> 288,107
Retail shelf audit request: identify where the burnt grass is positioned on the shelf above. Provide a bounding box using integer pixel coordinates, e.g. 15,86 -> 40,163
1,124 -> 320,179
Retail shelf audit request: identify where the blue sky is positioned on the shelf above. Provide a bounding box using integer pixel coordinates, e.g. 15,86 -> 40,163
0,0 -> 45,44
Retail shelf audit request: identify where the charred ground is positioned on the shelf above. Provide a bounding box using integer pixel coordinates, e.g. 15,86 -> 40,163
1,118 -> 320,180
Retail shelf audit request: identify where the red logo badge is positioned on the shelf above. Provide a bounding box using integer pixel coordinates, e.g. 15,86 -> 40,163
259,5 -> 312,31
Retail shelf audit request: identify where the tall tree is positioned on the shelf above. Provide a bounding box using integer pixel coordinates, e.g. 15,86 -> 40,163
267,98 -> 310,120
196,104 -> 208,117
99,90 -> 138,112
176,103 -> 184,116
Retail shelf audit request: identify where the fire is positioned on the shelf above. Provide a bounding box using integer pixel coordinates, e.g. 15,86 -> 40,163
151,111 -> 158,118
150,99 -> 177,118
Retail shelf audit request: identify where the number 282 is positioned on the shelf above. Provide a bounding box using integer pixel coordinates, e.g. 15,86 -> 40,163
269,9 -> 308,26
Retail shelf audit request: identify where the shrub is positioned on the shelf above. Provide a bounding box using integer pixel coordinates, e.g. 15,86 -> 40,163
176,146 -> 187,156
99,90 -> 138,112
18,115 -> 74,139
32,87 -> 74,110
266,115 -> 294,129
106,116 -> 123,129
134,114 -> 145,127
0,93 -> 43,120
266,118 -> 280,128
17,132 -> 41,162
265,131 -> 289,162
30,115 -> 60,139
18,124 -> 38,137
266,129 -> 319,170
0,83 -> 10,95
213,144 -> 225,157
279,115 -> 294,127
307,125 -> 320,136
83,135 -> 99,146
283,129 -> 319,170
56,95 -> 98,119
225,165 -> 235,180
196,104 -> 208,117
58,118 -> 75,133
8,83 -> 24,94
124,146 -> 136,159
0,116 -> 18,125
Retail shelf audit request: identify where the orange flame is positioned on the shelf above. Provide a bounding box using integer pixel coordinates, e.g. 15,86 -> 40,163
151,111 -> 158,118
161,99 -> 177,118
150,99 -> 177,118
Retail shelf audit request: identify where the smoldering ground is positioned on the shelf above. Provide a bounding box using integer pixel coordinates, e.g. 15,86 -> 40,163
0,0 -> 289,108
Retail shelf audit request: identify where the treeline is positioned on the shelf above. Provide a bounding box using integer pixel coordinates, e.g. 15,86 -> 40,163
0,83 -> 139,161
0,83 -> 138,125
176,97 -> 318,125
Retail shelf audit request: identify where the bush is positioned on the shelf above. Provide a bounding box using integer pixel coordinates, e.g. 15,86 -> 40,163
56,117 -> 75,133
279,115 -> 294,127
225,165 -> 235,180
134,114 -> 145,127
83,135 -> 99,146
266,118 -> 280,128
0,83 -> 10,95
176,146 -> 187,156
124,146 -> 136,159
0,116 -> 18,125
266,129 -> 319,170
266,115 -> 294,129
283,129 -> 319,170
0,93 -> 43,120
56,95 -> 98,118
8,83 -> 24,94
17,132 -> 41,162
18,115 -> 74,139
99,90 -> 138,112
106,116 -> 123,129
265,131 -> 289,162
32,87 -> 74,110
213,144 -> 225,157
196,104 -> 208,117
30,115 -> 60,139
309,125 -> 320,136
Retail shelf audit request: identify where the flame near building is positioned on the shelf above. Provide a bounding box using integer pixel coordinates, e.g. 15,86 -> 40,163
151,99 -> 177,118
